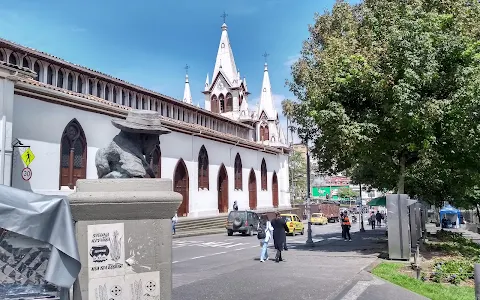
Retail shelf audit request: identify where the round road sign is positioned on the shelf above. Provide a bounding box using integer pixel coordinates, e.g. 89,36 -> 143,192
21,167 -> 32,181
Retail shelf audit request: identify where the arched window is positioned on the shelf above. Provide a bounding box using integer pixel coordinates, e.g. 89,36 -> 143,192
226,93 -> 233,112
88,79 -> 94,95
0,51 -> 4,61
22,57 -> 29,69
261,158 -> 267,191
219,94 -> 225,113
105,86 -> 110,101
112,87 -> 117,102
8,53 -> 17,65
136,98 -> 139,109
77,77 -> 83,93
57,70 -> 64,88
67,73 -> 74,91
239,94 -> 243,107
122,92 -> 126,105
129,93 -> 132,106
47,66 -> 54,85
60,119 -> 87,189
33,62 -> 41,81
198,145 -> 209,190
211,95 -> 218,113
142,99 -> 147,109
96,82 -> 101,97
260,124 -> 269,142
234,153 -> 242,190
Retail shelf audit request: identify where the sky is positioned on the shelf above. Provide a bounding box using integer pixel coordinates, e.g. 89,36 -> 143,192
0,0 -> 359,143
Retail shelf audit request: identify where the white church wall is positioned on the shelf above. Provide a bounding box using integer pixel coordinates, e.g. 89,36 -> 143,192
11,94 -> 289,216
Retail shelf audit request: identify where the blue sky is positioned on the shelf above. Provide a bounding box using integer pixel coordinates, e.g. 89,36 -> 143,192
0,0 -> 358,141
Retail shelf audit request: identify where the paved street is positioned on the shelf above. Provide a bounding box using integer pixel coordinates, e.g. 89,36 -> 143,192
172,220 -> 426,300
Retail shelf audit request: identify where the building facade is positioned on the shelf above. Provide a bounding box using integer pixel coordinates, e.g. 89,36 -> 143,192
0,21 -> 290,217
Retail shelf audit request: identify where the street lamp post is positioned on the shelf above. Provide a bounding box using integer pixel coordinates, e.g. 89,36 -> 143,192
359,183 -> 365,232
305,140 -> 314,247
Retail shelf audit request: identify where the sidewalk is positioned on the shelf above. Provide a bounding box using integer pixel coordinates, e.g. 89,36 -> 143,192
289,227 -> 428,300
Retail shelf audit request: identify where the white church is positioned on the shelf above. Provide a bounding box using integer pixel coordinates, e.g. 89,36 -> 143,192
0,20 -> 291,217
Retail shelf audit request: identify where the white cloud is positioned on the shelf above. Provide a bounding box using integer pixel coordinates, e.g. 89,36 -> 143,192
284,54 -> 300,67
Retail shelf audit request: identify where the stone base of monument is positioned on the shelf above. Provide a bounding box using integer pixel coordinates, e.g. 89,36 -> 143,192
68,178 -> 182,300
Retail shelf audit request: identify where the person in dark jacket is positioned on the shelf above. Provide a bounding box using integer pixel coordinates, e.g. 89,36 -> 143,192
271,211 -> 289,262
375,211 -> 382,227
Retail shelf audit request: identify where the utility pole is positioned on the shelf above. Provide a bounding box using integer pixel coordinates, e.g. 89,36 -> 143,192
305,139 -> 314,246
359,183 -> 365,232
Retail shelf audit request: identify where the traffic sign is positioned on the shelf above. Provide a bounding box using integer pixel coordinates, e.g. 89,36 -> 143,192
21,167 -> 32,181
21,148 -> 35,166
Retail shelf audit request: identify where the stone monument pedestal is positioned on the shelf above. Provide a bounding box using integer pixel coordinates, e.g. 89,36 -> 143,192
68,178 -> 182,300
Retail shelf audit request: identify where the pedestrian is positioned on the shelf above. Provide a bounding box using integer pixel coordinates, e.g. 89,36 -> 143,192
376,211 -> 382,227
258,215 -> 273,262
172,213 -> 178,235
271,211 -> 289,263
370,212 -> 376,230
340,212 -> 346,240
341,212 -> 352,241
233,201 -> 238,211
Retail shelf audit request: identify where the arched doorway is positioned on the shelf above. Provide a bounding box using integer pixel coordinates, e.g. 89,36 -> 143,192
174,159 -> 189,216
272,172 -> 279,208
217,164 -> 229,213
248,169 -> 257,210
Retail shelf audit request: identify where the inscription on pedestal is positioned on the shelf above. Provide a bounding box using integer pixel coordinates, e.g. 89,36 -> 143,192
87,223 -> 160,299
87,223 -> 125,279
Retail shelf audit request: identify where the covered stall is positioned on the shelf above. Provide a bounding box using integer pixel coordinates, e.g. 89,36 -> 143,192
440,205 -> 461,229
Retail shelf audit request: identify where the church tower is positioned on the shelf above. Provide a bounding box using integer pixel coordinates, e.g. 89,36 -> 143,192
202,13 -> 250,121
183,65 -> 192,104
256,58 -> 287,146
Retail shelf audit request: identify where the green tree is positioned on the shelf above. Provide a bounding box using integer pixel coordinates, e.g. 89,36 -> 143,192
289,151 -> 307,203
338,186 -> 358,200
288,0 -> 480,200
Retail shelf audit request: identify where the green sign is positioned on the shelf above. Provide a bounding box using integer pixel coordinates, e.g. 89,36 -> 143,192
312,186 -> 350,200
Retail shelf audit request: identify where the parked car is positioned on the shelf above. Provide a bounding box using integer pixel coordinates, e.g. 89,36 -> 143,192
281,213 -> 304,236
226,210 -> 260,236
310,213 -> 328,225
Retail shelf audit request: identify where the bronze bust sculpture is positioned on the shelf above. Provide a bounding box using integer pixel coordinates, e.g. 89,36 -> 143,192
95,110 -> 171,178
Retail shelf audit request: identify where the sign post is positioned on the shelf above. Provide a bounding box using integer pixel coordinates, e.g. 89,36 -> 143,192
21,148 -> 35,167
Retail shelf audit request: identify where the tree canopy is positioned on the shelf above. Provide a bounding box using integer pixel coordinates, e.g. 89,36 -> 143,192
288,0 -> 480,206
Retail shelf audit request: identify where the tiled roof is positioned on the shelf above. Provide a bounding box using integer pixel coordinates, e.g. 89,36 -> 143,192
0,37 -> 251,129
14,76 -> 283,154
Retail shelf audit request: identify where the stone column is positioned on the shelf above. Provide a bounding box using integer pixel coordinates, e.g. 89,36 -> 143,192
69,178 -> 182,300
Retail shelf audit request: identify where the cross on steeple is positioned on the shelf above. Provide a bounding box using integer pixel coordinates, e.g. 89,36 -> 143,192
262,52 -> 270,63
184,64 -> 190,75
221,11 -> 228,23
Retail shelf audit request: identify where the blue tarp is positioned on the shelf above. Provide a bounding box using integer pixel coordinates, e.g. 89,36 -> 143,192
440,205 -> 461,228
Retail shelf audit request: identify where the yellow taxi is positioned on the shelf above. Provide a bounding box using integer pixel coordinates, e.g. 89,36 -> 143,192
280,214 -> 304,236
310,213 -> 328,225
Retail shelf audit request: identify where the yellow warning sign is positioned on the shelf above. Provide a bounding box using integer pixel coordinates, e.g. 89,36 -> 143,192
21,148 -> 35,166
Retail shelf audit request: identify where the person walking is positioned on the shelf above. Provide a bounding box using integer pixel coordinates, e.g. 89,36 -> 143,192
258,215 -> 273,262
376,211 -> 382,227
271,211 -> 289,263
370,212 -> 376,230
341,212 -> 352,241
172,213 -> 178,235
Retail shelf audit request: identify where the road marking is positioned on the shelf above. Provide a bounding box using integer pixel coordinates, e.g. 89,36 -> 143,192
172,245 -> 258,264
341,278 -> 383,300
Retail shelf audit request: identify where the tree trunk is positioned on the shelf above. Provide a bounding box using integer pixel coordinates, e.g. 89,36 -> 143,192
397,155 -> 406,194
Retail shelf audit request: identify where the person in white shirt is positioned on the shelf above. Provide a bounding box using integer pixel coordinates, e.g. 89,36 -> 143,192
258,215 -> 274,262
172,213 -> 178,235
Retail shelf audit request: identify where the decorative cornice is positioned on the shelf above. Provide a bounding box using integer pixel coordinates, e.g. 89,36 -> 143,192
13,80 -> 285,155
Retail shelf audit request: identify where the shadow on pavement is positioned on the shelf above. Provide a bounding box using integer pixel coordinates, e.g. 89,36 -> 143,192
285,227 -> 388,257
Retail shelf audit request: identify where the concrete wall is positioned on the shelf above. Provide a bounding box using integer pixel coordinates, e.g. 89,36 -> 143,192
12,94 -> 291,216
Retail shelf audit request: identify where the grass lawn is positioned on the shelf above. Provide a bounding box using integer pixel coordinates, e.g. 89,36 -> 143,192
372,262 -> 474,300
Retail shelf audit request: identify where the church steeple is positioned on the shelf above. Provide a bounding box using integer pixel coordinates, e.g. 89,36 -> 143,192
212,12 -> 239,85
257,53 -> 276,119
183,64 -> 192,104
